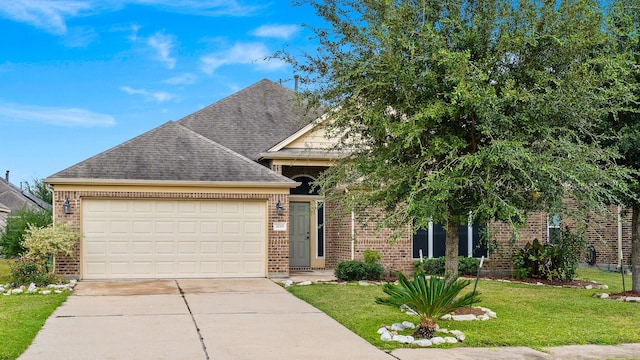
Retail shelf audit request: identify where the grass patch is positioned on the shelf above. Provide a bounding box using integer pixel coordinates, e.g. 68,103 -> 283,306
0,258 -> 70,360
286,268 -> 640,350
0,260 -> 11,284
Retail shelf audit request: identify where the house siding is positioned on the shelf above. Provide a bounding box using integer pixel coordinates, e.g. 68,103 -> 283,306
52,189 -> 291,279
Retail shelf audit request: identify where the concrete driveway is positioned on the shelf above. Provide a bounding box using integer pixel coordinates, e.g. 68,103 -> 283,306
19,278 -> 640,360
19,279 -> 393,360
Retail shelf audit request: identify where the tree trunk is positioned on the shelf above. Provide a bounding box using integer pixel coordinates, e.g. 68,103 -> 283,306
445,209 -> 459,278
632,204 -> 640,293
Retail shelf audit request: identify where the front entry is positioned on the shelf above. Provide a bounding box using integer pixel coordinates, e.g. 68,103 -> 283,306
289,202 -> 310,267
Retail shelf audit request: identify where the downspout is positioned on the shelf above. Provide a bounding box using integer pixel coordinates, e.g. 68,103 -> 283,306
351,210 -> 355,260
618,205 -> 623,269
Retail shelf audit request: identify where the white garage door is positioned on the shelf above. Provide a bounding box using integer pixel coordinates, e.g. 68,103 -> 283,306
82,199 -> 266,279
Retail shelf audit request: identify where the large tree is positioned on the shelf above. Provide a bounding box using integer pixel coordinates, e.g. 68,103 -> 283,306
281,0 -> 633,277
608,0 -> 640,292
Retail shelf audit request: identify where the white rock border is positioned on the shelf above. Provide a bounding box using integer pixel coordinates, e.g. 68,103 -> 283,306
400,304 -> 497,321
592,293 -> 640,303
1,280 -> 76,296
377,322 -> 465,347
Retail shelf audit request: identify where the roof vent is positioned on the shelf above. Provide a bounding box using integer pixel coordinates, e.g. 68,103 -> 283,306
4,170 -> 8,182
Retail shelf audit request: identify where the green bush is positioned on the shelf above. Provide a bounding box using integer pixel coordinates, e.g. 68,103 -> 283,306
7,258 -> 63,287
334,260 -> 384,281
512,228 -> 585,281
414,256 -> 480,276
363,249 -> 381,264
0,208 -> 52,258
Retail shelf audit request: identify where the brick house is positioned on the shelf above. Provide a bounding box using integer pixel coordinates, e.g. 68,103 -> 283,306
44,79 -> 632,279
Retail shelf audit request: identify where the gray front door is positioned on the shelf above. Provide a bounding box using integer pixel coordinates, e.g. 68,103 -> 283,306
289,202 -> 310,267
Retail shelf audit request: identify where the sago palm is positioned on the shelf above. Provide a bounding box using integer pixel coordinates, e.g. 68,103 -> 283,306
376,270 -> 481,338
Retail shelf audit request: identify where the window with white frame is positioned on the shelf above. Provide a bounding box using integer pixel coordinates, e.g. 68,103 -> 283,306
412,216 -> 487,259
547,214 -> 561,244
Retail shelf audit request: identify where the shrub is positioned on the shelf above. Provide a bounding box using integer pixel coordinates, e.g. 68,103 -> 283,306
0,208 -> 52,258
8,258 -> 63,287
334,260 -> 384,281
512,228 -> 586,282
376,269 -> 481,339
414,256 -> 480,276
363,249 -> 381,264
23,223 -> 81,273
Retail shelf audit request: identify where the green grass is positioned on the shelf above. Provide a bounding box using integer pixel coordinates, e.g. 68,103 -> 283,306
0,259 -> 70,360
0,260 -> 11,284
287,268 -> 640,350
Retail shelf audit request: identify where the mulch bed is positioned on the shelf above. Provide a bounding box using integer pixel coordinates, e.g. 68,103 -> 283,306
451,307 -> 486,316
472,275 -> 604,288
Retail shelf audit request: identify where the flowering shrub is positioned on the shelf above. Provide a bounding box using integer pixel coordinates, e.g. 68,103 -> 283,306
7,258 -> 62,287
22,223 -> 81,272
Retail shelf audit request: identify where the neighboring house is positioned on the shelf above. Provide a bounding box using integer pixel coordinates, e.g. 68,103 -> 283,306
0,202 -> 10,230
44,79 -> 632,280
0,172 -> 52,233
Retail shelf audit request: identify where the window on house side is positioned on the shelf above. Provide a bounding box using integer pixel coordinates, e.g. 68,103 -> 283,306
548,214 -> 561,244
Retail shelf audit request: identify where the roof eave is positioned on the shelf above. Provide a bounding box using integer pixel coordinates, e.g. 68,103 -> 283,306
44,178 -> 300,189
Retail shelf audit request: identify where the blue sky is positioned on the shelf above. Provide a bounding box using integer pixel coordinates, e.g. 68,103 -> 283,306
0,0 -> 321,189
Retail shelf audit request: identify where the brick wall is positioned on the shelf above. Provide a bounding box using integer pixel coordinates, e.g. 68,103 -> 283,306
484,206 -> 633,272
52,190 -> 290,279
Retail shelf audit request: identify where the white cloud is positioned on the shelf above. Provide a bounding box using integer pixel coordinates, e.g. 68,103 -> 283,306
0,1 -> 264,36
128,0 -> 265,16
0,1 -> 92,34
61,26 -> 98,47
0,102 -> 115,127
147,32 -> 176,69
120,86 -> 178,102
164,73 -> 197,85
200,42 -> 287,74
252,24 -> 299,40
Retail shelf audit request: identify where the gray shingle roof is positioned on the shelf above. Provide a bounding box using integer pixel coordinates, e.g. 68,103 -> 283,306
47,121 -> 295,183
178,79 -> 320,161
0,178 -> 50,212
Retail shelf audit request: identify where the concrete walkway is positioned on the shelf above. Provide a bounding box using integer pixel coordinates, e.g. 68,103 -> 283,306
19,277 -> 640,360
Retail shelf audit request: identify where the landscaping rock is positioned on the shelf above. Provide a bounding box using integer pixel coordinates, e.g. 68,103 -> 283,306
391,323 -> 405,331
440,314 -> 452,320
413,339 -> 432,347
452,314 -> 477,321
10,288 -> 23,294
358,280 -> 372,286
431,337 -> 445,345
27,283 -> 37,292
40,290 -> 52,295
282,280 -> 293,287
444,337 -> 458,344
297,281 -> 312,286
626,297 -> 640,303
392,335 -> 414,344
450,330 -> 466,342
380,332 -> 393,341
377,327 -> 389,335
401,321 -> 415,329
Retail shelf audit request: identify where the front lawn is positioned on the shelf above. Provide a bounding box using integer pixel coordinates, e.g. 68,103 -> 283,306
286,268 -> 639,350
0,260 -> 70,360
0,260 -> 11,284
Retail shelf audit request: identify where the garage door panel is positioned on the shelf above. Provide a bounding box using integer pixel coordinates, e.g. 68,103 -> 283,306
109,221 -> 130,234
156,222 -> 174,234
156,241 -> 175,254
200,241 -> 219,254
82,199 -> 266,279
